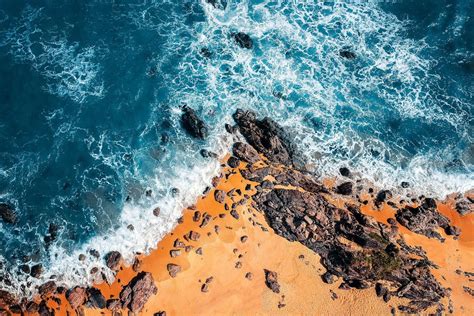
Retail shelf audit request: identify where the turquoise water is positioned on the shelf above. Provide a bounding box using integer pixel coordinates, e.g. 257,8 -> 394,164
0,0 -> 472,296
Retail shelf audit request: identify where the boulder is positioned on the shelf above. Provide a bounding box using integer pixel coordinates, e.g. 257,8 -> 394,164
181,105 -> 208,139
105,251 -> 122,271
66,287 -> 87,310
336,182 -> 353,195
214,190 -> 226,203
119,272 -> 157,313
87,288 -> 106,309
167,264 -> 181,278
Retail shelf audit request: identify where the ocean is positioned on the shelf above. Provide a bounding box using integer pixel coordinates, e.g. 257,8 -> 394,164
0,0 -> 472,297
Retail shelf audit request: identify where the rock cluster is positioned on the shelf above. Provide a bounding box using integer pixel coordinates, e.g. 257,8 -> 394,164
180,105 -> 208,140
119,272 -> 157,313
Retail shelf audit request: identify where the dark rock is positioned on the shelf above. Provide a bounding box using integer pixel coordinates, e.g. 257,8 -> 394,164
232,32 -> 253,49
119,272 -> 157,313
200,47 -> 212,58
339,167 -> 351,177
375,190 -> 392,206
154,311 -> 167,316
200,149 -> 218,159
339,50 -> 356,59
336,182 -> 353,195
0,289 -> 16,306
264,269 -> 280,293
230,210 -> 239,220
0,203 -> 16,224
245,272 -> 253,280
227,156 -> 240,168
401,181 -> 410,188
66,287 -> 87,310
214,190 -> 226,203
321,271 -> 336,284
233,109 -> 300,167
455,198 -> 473,215
232,142 -> 260,164
30,264 -> 43,278
89,249 -> 100,258
167,264 -> 181,278
181,105 -> 208,139
105,251 -> 122,271
87,287 -> 106,309
193,211 -> 201,222
444,225 -> 461,237
26,301 -> 39,313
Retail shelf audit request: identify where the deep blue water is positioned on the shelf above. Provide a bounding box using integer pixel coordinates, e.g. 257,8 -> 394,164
0,0 -> 472,295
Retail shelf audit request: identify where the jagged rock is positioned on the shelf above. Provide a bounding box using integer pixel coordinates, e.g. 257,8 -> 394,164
214,190 -> 226,203
0,203 -> 16,224
401,181 -> 410,188
200,149 -> 218,159
206,0 -> 227,10
66,287 -> 87,310
167,264 -> 181,278
232,142 -> 260,164
336,182 -> 353,195
232,32 -> 253,49
181,105 -> 208,139
38,281 -> 56,297
87,288 -> 106,309
233,109 -> 300,167
375,190 -> 392,206
227,156 -> 240,168
395,198 -> 452,241
455,197 -> 473,215
264,269 -> 280,293
186,231 -> 200,242
119,272 -> 157,313
105,251 -> 122,271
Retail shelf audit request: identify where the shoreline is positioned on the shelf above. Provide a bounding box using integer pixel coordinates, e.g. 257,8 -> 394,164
1,109 -> 473,315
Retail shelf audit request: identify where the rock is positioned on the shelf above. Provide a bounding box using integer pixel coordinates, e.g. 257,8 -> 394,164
200,149 -> 218,159
30,264 -> 43,278
339,50 -> 356,59
170,249 -> 181,258
66,287 -> 87,310
396,199 -> 450,241
201,283 -> 209,293
87,287 -> 106,309
181,105 -> 208,139
119,272 -> 157,313
106,299 -> 121,311
444,225 -> 461,237
38,281 -> 56,297
230,210 -> 239,220
153,207 -> 160,217
227,156 -> 240,168
264,269 -> 280,293
105,251 -> 122,271
193,211 -> 201,222
233,109 -> 299,167
89,249 -> 100,258
0,203 -> 16,224
167,264 -> 181,278
232,142 -> 260,164
401,181 -> 410,188
232,32 -> 253,49
0,289 -> 16,306
240,235 -> 248,243
185,231 -> 200,242
26,301 -> 39,313
321,272 -> 336,284
132,258 -> 141,272
214,190 -> 226,203
245,272 -> 253,280
455,198 -> 473,215
339,167 -> 350,177
154,311 -> 167,316
375,190 -> 392,206
195,247 -> 203,255
336,182 -> 353,195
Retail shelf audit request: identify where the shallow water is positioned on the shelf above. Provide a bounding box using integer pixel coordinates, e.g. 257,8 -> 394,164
0,0 -> 472,297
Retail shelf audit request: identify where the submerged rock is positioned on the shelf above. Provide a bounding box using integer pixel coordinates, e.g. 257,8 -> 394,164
206,0 -> 227,10
180,105 -> 208,139
232,32 -> 253,49
339,50 -> 356,59
0,203 -> 16,224
119,272 -> 157,313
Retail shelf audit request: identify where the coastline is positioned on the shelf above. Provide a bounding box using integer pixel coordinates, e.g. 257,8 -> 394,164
1,110 -> 473,315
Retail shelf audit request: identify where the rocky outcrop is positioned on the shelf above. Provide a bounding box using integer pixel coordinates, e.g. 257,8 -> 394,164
233,109 -> 300,168
396,198 -> 460,241
233,142 -> 260,164
455,196 -> 473,215
181,105 -> 208,140
0,203 -> 16,224
119,272 -> 157,313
